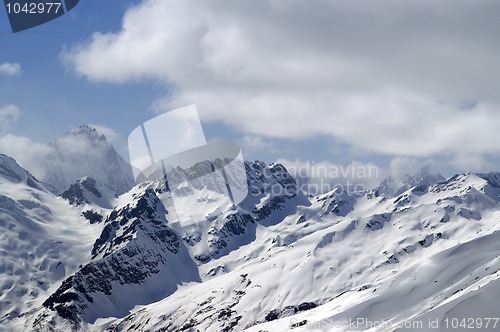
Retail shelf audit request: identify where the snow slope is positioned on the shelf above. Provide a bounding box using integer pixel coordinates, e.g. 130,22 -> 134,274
0,155 -> 104,331
1,151 -> 500,332
91,170 -> 500,332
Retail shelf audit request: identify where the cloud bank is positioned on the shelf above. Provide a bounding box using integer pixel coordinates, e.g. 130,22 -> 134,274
63,0 -> 500,168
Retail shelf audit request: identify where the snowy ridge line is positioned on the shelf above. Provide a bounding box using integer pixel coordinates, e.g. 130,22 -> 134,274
1,150 -> 500,331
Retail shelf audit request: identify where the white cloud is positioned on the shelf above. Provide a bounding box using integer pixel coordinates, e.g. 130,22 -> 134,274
88,123 -> 120,143
0,104 -> 21,132
62,0 -> 500,165
0,134 -> 57,180
388,157 -> 423,180
240,135 -> 275,155
387,157 -> 443,179
450,153 -> 496,173
0,62 -> 21,76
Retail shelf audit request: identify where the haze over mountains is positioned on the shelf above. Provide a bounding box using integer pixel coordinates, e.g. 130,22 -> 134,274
0,126 -> 499,331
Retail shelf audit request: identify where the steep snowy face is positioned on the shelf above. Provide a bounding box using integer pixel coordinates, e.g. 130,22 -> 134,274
241,161 -> 311,224
29,184 -> 200,331
314,187 -> 360,217
0,156 -> 102,330
476,172 -> 500,202
0,154 -> 44,190
164,160 -> 311,264
43,125 -> 134,195
61,177 -> 116,209
60,176 -> 119,225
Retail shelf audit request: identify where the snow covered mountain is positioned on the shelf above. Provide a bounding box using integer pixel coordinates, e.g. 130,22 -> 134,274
0,155 -> 104,330
1,150 -> 500,332
43,125 -> 134,195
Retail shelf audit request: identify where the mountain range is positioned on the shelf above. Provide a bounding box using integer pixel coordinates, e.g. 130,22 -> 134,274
1,126 -> 499,331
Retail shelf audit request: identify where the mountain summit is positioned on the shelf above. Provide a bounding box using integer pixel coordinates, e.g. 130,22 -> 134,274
43,125 -> 134,195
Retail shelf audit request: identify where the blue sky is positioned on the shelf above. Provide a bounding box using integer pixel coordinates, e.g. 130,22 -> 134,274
0,0 -> 324,164
0,1 -> 154,140
1,0 -> 500,188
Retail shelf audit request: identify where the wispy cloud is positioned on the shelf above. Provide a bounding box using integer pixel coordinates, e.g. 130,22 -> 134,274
0,134 -> 57,179
88,123 -> 120,143
240,135 -> 276,155
0,62 -> 21,76
0,104 -> 21,132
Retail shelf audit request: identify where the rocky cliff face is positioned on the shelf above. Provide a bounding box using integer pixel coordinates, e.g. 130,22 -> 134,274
37,186 -> 199,329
